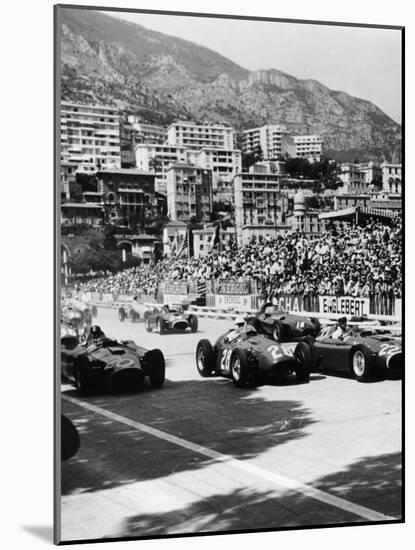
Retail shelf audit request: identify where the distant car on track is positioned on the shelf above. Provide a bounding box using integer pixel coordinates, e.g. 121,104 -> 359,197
118,300 -> 144,322
196,325 -> 312,387
144,303 -> 198,334
61,326 -> 166,395
246,302 -> 320,341
309,324 -> 402,381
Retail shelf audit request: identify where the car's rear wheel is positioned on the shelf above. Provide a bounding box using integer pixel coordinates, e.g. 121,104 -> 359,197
189,315 -> 198,333
294,342 -> 312,382
196,339 -> 215,377
74,356 -> 93,396
230,349 -> 250,388
130,310 -> 138,323
146,349 -> 165,388
350,345 -> 374,381
156,317 -> 165,334
145,317 -> 152,332
118,307 -> 126,322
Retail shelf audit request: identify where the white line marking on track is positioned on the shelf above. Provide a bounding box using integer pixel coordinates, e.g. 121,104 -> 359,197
62,394 -> 396,523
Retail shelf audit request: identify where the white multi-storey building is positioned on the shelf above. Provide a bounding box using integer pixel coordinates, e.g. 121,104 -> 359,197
134,144 -> 187,194
167,121 -> 235,150
381,162 -> 402,194
242,124 -> 289,160
282,134 -> 323,161
186,148 -> 242,204
234,167 -> 289,245
60,101 -> 121,198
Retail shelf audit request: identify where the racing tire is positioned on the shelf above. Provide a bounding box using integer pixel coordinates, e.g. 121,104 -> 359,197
294,342 -> 312,383
91,305 -> 98,318
350,345 -> 375,382
189,315 -> 198,333
156,317 -> 165,335
245,316 -> 259,331
61,415 -> 81,461
130,309 -> 138,323
230,348 -> 250,388
309,318 -> 321,337
74,356 -> 94,396
118,307 -> 126,322
196,339 -> 215,377
272,320 -> 284,342
145,317 -> 152,332
146,349 -> 165,388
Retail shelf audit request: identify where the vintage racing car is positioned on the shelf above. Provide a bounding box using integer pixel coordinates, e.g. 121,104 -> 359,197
308,324 -> 402,381
195,325 -> 312,387
118,299 -> 149,322
246,302 -> 321,341
61,327 -> 166,395
144,303 -> 198,334
61,307 -> 90,343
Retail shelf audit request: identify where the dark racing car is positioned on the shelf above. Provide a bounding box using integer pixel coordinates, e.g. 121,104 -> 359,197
61,326 -> 165,395
144,303 -> 198,334
195,324 -> 312,387
308,324 -> 402,381
246,302 -> 320,341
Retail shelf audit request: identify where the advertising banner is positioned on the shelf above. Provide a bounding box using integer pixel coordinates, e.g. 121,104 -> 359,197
319,295 -> 370,317
272,294 -> 304,313
214,294 -> 254,311
215,281 -> 251,295
164,282 -> 189,294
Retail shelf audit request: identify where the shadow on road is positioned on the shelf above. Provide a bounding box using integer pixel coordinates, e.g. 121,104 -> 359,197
118,451 -> 401,537
61,379 -> 315,496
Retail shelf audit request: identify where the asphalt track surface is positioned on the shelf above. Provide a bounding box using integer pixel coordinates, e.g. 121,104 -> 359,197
60,308 -> 402,543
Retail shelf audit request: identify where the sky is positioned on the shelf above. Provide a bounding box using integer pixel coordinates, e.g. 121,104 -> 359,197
103,10 -> 402,124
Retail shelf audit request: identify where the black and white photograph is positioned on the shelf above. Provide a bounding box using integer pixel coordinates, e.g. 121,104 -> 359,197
54,2 -> 404,546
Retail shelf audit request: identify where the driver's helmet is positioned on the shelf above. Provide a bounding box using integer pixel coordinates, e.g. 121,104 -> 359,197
234,316 -> 245,328
90,325 -> 105,340
265,306 -> 274,316
338,317 -> 347,330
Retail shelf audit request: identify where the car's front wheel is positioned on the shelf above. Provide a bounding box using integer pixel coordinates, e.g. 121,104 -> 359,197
74,356 -> 93,396
118,307 -> 126,322
294,342 -> 312,382
230,349 -> 250,388
196,339 -> 215,377
146,349 -> 165,388
350,345 -> 374,381
272,320 -> 284,341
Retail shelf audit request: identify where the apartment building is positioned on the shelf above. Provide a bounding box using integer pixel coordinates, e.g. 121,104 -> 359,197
242,124 -> 289,160
166,164 -> 213,222
134,143 -> 188,194
234,167 -> 288,245
282,134 -> 323,161
381,162 -> 402,194
187,147 -> 242,204
167,121 -> 235,150
60,101 -> 121,198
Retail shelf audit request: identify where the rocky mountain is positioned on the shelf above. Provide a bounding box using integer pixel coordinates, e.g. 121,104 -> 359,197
59,8 -> 401,162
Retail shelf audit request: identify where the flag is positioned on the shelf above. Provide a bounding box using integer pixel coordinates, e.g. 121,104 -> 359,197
176,229 -> 188,258
209,222 -> 221,252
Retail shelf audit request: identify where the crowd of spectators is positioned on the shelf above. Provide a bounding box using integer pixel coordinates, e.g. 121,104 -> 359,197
77,218 -> 402,301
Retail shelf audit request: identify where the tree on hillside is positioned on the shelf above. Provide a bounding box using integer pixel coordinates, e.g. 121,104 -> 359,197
242,145 -> 263,170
